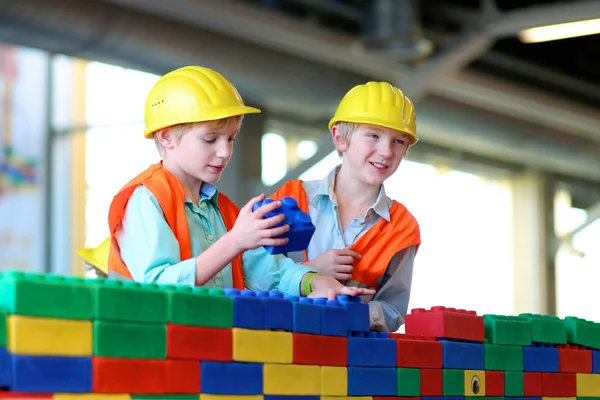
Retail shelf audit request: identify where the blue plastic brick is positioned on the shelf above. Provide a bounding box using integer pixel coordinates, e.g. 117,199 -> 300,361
593,350 -> 600,373
10,354 -> 92,393
0,347 -> 9,388
287,296 -> 323,334
348,366 -> 397,396
337,295 -> 370,333
252,197 -> 315,254
257,291 -> 293,331
322,299 -> 347,336
439,340 -> 485,370
348,333 -> 397,367
522,343 -> 559,372
225,289 -> 265,330
201,361 -> 262,394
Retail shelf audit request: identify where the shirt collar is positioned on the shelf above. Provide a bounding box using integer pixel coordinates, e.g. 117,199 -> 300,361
184,182 -> 220,208
312,165 -> 391,221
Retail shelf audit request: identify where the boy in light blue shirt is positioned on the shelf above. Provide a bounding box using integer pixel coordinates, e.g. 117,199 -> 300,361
108,66 -> 375,300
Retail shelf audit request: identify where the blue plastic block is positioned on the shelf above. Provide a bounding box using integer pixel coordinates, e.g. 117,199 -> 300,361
252,197 -> 315,254
439,340 -> 485,370
225,289 -> 265,330
348,332 -> 397,367
257,291 -> 293,331
593,350 -> 600,373
322,299 -> 347,337
286,296 -> 323,334
337,295 -> 370,333
201,361 -> 262,394
10,354 -> 91,393
0,347 -> 9,388
348,366 -> 397,396
522,343 -> 559,372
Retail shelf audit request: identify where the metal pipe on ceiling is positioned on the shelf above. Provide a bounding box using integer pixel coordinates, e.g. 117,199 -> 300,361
1,0 -> 600,184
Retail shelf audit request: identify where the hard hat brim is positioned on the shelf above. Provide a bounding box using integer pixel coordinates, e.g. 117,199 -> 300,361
329,116 -> 419,146
77,247 -> 109,275
144,105 -> 262,138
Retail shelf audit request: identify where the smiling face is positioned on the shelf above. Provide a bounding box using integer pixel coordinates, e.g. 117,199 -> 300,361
156,118 -> 241,188
333,122 -> 410,187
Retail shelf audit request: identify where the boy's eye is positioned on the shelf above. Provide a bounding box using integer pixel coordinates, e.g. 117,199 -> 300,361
203,138 -> 216,143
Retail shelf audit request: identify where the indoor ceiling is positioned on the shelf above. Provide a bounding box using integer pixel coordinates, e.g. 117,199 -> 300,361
1,0 -> 599,207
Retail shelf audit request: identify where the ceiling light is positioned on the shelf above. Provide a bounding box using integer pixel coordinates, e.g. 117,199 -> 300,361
519,18 -> 600,43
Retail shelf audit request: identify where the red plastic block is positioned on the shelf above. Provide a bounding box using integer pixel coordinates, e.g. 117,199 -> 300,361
485,370 -> 505,396
389,333 -> 443,368
420,368 -> 443,396
0,392 -> 52,398
167,324 -> 232,361
404,306 -> 484,342
558,344 -> 592,372
293,333 -> 347,366
541,372 -> 576,397
523,372 -> 542,396
93,357 -> 166,394
165,359 -> 201,394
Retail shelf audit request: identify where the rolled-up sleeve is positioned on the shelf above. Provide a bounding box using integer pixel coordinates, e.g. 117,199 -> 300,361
242,247 -> 316,296
116,185 -> 196,286
369,245 -> 416,332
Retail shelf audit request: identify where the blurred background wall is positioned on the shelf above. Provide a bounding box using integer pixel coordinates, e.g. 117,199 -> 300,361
0,0 -> 599,325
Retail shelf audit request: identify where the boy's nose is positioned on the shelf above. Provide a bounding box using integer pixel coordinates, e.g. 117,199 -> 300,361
378,142 -> 393,157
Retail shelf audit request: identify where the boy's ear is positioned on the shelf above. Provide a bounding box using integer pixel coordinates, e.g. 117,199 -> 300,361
156,129 -> 176,149
331,125 -> 349,154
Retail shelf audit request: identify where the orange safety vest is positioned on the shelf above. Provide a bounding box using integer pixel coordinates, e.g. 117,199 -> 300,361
107,162 -> 245,289
271,180 -> 420,289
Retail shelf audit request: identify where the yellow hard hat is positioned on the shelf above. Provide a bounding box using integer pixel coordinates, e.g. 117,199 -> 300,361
144,66 -> 261,138
329,81 -> 418,145
77,237 -> 110,275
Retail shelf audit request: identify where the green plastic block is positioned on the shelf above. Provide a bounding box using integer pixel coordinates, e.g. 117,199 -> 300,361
131,396 -> 198,399
89,279 -> 168,323
484,344 -> 523,371
518,313 -> 567,344
0,309 -> 6,346
94,320 -> 166,359
564,317 -> 600,350
442,369 -> 464,396
483,314 -> 532,346
504,371 -> 524,396
397,367 -> 420,396
0,270 -> 95,320
164,285 -> 233,327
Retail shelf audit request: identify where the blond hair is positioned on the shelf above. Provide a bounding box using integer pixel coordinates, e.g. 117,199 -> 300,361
332,121 -> 410,158
332,121 -> 359,157
153,116 -> 243,157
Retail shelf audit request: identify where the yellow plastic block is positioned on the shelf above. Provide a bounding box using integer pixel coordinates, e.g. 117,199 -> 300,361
54,394 -> 130,399
541,398 -> 576,400
321,366 -> 348,396
8,315 -> 92,356
201,396 -> 262,400
577,373 -> 600,397
263,363 -> 320,395
321,397 -> 372,400
232,328 -> 292,364
464,370 -> 485,396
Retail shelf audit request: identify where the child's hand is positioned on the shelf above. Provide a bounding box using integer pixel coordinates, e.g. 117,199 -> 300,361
229,193 -> 290,252
307,274 -> 375,299
303,247 -> 361,281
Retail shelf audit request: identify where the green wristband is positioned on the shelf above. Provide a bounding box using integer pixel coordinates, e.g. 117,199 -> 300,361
304,273 -> 322,296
